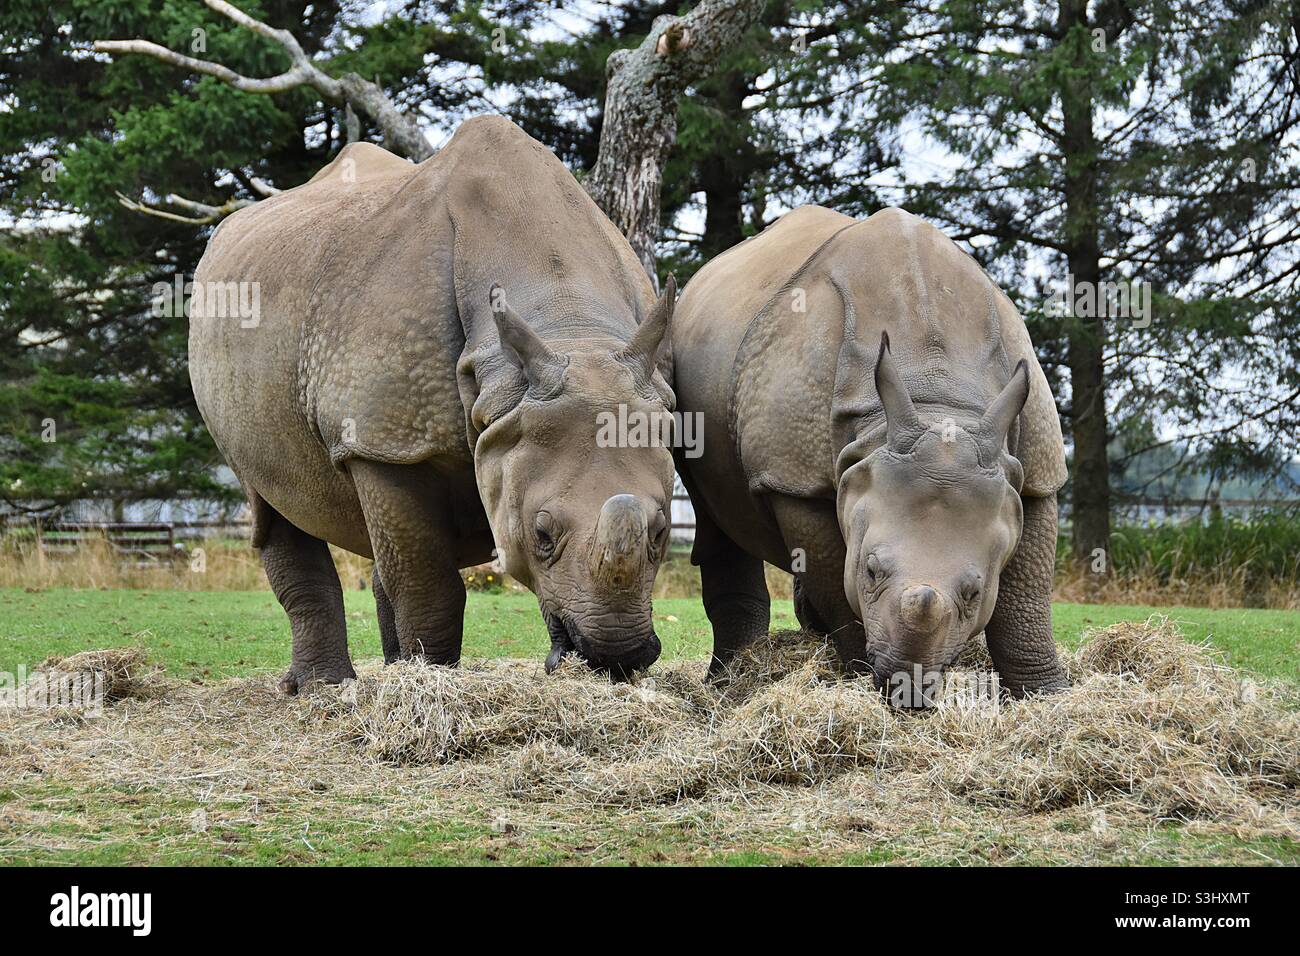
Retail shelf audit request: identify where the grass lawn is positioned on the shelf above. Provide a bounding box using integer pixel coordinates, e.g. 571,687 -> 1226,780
1,587 -> 1298,682
1,588 -> 1297,866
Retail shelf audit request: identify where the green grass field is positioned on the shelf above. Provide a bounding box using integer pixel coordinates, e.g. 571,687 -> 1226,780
2,589 -> 1298,866
2,588 -> 1298,682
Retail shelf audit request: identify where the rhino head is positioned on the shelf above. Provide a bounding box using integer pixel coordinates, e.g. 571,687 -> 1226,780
833,324 -> 1028,705
467,279 -> 678,678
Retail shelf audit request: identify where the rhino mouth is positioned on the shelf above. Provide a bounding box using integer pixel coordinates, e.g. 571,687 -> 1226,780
543,612 -> 660,680
859,638 -> 976,708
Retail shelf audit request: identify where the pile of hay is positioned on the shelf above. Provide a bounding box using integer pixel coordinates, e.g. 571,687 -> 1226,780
309,618 -> 1300,837
39,647 -> 159,703
3,617 -> 1294,861
1,647 -> 158,713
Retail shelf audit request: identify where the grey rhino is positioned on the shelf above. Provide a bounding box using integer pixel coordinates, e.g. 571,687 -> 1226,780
189,116 -> 678,690
673,205 -> 1068,700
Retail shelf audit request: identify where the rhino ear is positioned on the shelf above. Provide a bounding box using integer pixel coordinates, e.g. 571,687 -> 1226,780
619,274 -> 675,381
975,359 -> 1029,463
490,285 -> 565,398
875,331 -> 925,451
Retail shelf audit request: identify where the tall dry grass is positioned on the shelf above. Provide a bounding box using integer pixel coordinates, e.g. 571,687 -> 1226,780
0,533 -> 373,592
1054,562 -> 1300,610
1057,511 -> 1300,609
3,532 -> 1297,609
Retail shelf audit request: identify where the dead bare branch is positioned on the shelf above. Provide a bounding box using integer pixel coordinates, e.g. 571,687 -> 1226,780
95,0 -> 768,267
584,0 -> 768,280
93,0 -> 431,160
114,190 -> 257,226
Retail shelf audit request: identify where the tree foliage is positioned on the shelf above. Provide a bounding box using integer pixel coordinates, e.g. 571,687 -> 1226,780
2,0 -> 1298,531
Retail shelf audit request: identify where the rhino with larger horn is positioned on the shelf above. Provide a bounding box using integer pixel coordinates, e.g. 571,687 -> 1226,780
673,205 -> 1068,702
189,116 -> 677,690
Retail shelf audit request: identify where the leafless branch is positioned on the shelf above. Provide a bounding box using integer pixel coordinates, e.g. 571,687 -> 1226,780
94,0 -> 432,160
114,190 -> 257,225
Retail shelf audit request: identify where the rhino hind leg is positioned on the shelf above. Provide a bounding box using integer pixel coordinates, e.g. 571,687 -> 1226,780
984,493 -> 1068,697
258,504 -> 356,695
372,568 -> 400,664
691,512 -> 770,679
351,460 -> 466,665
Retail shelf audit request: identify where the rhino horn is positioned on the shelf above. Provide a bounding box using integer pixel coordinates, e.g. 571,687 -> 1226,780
875,331 -> 925,451
975,358 -> 1030,462
490,284 -> 565,397
618,274 -> 675,382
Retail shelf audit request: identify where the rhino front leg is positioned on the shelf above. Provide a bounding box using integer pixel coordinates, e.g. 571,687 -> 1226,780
372,568 -> 400,664
985,492 -> 1068,697
259,507 -> 356,695
351,460 -> 466,665
792,576 -> 831,634
770,496 -> 864,670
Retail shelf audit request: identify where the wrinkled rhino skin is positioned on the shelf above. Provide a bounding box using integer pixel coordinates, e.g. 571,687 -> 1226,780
190,116 -> 677,691
673,206 -> 1068,699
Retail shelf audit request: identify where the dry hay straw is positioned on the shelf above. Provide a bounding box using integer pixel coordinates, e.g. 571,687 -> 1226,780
304,618 -> 1300,838
2,617 -> 1297,860
0,648 -> 162,717
38,647 -> 162,703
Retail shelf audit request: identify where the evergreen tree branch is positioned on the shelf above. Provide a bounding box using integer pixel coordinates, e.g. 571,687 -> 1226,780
94,0 -> 434,162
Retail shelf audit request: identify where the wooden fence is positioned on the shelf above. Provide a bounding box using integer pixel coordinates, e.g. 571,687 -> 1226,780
4,492 -> 1296,568
33,522 -> 180,566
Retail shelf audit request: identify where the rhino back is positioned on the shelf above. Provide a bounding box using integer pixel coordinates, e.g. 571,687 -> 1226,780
189,143 -> 435,548
190,119 -> 657,551
741,208 -> 1063,496
673,205 -> 857,560
439,117 -> 655,349
676,206 -> 1065,536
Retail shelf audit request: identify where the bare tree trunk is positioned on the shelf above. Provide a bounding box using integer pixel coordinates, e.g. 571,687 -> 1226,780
699,68 -> 754,261
1060,0 -> 1111,569
583,0 -> 768,281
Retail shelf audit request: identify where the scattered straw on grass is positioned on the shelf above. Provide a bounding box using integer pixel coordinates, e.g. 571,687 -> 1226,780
2,617 -> 1297,863
1,647 -> 160,714
301,618 -> 1298,838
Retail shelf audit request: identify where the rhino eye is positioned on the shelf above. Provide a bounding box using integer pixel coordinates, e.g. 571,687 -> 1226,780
960,578 -> 981,606
864,553 -> 884,588
534,513 -> 557,557
649,509 -> 669,556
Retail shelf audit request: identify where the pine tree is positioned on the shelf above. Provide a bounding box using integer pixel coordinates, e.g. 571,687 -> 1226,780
828,0 -> 1300,561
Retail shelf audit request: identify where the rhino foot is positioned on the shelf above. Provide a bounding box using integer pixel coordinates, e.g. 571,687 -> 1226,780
1000,672 -> 1069,700
278,660 -> 357,696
